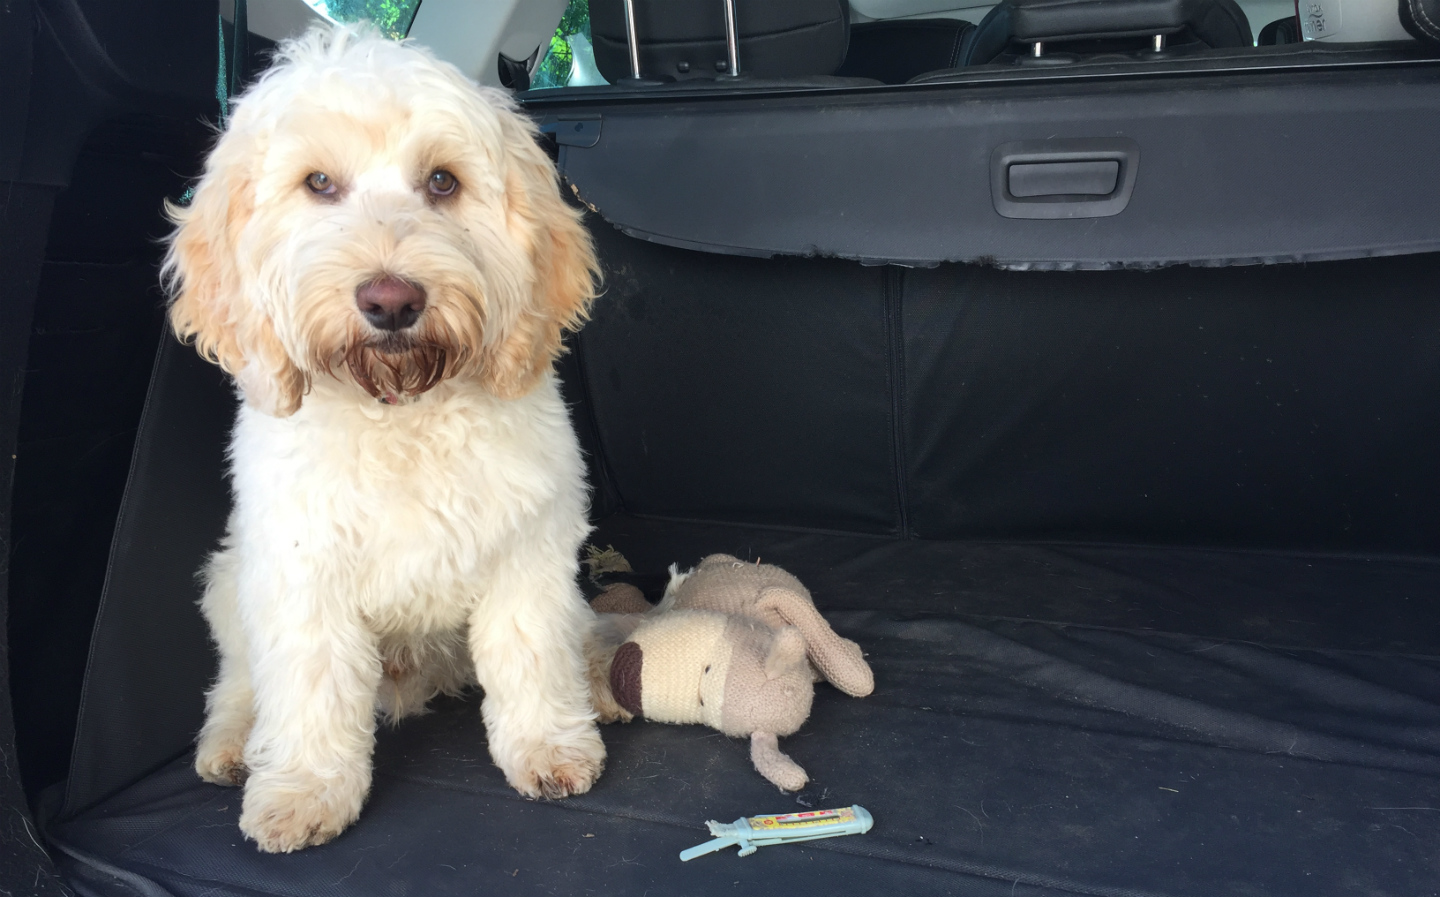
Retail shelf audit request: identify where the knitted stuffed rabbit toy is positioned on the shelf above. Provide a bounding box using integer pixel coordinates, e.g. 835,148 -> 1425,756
587,555 -> 873,790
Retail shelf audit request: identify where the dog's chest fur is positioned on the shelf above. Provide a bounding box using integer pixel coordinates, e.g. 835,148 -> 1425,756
227,375 -> 586,635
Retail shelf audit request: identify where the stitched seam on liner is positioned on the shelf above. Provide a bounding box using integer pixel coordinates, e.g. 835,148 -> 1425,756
883,266 -> 911,538
568,326 -> 628,517
603,510 -> 1440,564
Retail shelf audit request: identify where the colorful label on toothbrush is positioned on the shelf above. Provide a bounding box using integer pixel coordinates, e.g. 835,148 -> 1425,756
749,807 -> 856,831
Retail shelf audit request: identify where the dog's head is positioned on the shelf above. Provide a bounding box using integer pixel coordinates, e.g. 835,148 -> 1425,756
164,26 -> 598,416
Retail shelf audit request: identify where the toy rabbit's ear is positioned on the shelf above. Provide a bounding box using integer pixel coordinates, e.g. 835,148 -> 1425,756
765,627 -> 808,680
756,587 -> 875,697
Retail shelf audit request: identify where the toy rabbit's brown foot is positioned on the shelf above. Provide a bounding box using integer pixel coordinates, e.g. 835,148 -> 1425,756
751,731 -> 808,791
591,582 -> 652,615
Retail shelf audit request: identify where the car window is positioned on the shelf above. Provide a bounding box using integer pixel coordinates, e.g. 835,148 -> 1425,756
532,0 -> 602,90
306,0 -> 423,39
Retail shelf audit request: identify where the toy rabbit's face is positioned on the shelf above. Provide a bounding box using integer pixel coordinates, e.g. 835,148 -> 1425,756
610,610 -> 732,727
608,611 -> 814,738
717,621 -> 813,738
697,651 -> 730,729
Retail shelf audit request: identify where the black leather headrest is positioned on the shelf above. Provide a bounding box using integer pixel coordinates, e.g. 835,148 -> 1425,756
1258,15 -> 1300,44
590,0 -> 850,82
962,0 -> 1253,64
1400,0 -> 1440,44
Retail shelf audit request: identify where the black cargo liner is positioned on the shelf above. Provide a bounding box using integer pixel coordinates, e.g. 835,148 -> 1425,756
45,511 -> 1440,896
40,229 -> 1440,896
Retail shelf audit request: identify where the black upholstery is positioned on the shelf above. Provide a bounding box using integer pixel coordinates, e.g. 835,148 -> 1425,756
0,181 -> 64,897
1258,15 -> 1301,44
590,0 -> 849,81
835,18 -> 975,83
44,521 -> 1440,897
39,226 -> 1440,896
7,118 -> 209,814
960,0 -> 1253,65
1008,0 -> 1251,42
56,334 -> 232,819
957,3 -> 1018,67
1,1 -> 218,892
1399,0 -> 1440,43
11,3 -> 1440,897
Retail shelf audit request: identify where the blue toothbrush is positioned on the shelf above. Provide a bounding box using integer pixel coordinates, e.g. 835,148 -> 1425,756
680,805 -> 874,861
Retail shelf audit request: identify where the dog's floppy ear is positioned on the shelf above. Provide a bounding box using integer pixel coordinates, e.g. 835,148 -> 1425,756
164,141 -> 308,417
481,119 -> 601,400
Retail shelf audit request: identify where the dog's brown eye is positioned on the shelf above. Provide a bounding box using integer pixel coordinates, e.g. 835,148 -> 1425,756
427,170 -> 458,197
305,172 -> 337,195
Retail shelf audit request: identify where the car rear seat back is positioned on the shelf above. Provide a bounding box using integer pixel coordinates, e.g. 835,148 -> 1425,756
836,18 -> 976,83
957,0 -> 1254,67
1257,15 -> 1301,44
589,0 -> 851,81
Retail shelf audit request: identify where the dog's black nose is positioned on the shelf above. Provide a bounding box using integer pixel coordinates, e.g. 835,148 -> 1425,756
356,276 -> 426,331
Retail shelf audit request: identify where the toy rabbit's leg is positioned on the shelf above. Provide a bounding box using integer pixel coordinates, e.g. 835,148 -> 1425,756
750,731 -> 808,791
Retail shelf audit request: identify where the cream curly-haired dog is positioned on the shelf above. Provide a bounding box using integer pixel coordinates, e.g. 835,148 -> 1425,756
163,26 -> 603,852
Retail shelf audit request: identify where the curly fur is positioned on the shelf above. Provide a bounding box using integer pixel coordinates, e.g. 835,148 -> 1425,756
165,25 -> 603,853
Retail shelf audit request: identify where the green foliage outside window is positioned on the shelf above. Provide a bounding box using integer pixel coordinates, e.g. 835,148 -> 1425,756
313,0 -> 421,39
532,0 -> 592,90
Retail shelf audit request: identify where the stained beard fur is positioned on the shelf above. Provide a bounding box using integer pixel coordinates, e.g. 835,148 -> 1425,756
334,333 -> 450,400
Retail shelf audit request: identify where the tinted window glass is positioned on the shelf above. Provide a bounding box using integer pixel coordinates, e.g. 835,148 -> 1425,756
308,0 -> 422,39
532,0 -> 606,90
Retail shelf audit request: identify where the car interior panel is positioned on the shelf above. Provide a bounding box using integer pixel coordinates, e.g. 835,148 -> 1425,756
4,0 -> 1440,894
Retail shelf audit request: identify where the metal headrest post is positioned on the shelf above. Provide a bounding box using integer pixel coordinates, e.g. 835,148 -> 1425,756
622,0 -> 642,79
722,0 -> 741,76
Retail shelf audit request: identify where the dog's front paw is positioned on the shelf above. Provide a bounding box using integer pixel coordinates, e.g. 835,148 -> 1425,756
239,772 -> 366,853
195,733 -> 249,787
503,726 -> 606,800
196,745 -> 248,787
